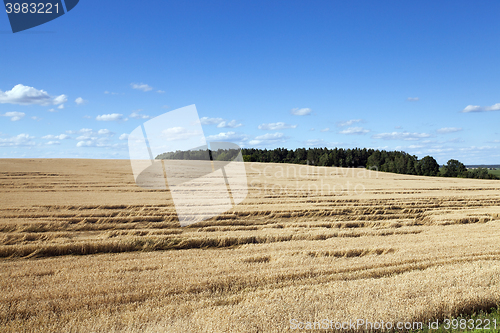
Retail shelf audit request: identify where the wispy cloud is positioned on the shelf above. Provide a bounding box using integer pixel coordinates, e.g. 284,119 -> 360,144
337,119 -> 362,127
1,111 -> 25,121
258,122 -> 296,130
131,83 -> 153,92
339,126 -> 369,135
0,84 -> 66,106
76,140 -> 113,148
160,127 -> 202,141
156,90 -> 165,94
461,103 -> 500,113
96,113 -> 124,122
407,97 -> 419,101
248,132 -> 287,146
320,128 -> 330,132
129,109 -> 151,119
206,131 -> 248,142
75,128 -> 117,147
75,97 -> 88,105
217,120 -> 242,128
97,129 -> 114,136
201,117 -> 242,128
200,117 -> 224,125
0,133 -> 35,147
436,127 -> 462,134
372,131 -> 431,141
42,134 -> 71,140
290,108 -> 312,116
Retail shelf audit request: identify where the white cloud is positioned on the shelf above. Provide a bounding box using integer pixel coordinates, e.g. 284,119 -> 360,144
372,131 -> 431,141
320,128 -> 330,132
46,141 -> 60,145
258,122 -> 296,130
0,84 -> 66,106
78,128 -> 93,135
1,112 -> 25,121
426,147 -> 455,154
75,129 -> 117,147
338,119 -> 362,127
157,90 -> 165,94
200,117 -> 224,125
248,132 -> 287,146
290,108 -> 312,116
200,117 -> 242,128
119,133 -> 129,140
407,97 -> 419,101
31,116 -> 41,121
53,95 -> 68,105
459,145 -> 497,151
48,108 -> 56,112
42,134 -> 70,140
76,141 -> 96,147
254,132 -> 285,140
461,103 -> 500,113
98,129 -> 114,136
0,133 -> 35,147
96,113 -> 124,121
57,104 -> 64,110
71,128 -> 114,140
217,120 -> 242,128
75,97 -> 88,105
76,135 -> 95,140
160,127 -> 202,141
104,91 -> 121,95
129,109 -> 151,119
131,83 -> 153,92
436,127 -> 462,134
339,127 -> 369,135
206,131 -> 248,142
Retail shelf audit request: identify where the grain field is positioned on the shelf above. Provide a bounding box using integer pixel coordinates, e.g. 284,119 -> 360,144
1,159 -> 500,332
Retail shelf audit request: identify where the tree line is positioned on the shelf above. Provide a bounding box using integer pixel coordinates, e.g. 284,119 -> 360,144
156,147 -> 498,180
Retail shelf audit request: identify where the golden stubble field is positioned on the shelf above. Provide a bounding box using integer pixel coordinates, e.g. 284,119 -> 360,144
1,158 -> 500,332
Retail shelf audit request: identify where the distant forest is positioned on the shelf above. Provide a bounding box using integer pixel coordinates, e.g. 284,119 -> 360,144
156,147 -> 499,180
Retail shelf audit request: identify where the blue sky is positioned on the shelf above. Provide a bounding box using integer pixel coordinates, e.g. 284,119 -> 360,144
1,0 -> 499,164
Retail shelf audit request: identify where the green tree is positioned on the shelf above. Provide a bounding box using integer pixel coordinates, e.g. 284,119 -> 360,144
417,156 -> 440,176
443,159 -> 467,177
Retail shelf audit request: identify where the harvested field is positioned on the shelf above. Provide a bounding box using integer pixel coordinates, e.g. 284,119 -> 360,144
1,158 -> 500,332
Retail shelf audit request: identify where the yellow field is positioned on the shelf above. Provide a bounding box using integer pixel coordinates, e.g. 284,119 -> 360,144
1,158 -> 500,332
